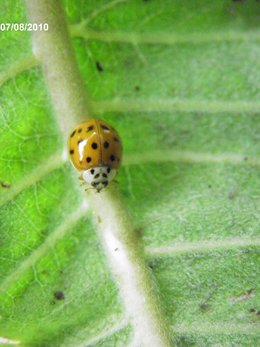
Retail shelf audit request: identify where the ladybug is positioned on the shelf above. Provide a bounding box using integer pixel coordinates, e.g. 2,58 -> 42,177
68,119 -> 122,192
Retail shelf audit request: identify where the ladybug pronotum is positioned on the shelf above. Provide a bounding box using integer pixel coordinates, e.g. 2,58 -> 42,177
68,119 -> 122,192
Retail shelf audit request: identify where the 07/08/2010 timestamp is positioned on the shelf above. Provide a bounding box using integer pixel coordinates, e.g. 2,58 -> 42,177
0,23 -> 48,31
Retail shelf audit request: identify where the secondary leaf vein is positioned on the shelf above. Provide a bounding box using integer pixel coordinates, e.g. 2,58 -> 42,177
0,203 -> 88,293
146,238 -> 260,257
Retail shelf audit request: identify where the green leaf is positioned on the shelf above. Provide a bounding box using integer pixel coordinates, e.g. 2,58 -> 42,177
1,0 -> 260,346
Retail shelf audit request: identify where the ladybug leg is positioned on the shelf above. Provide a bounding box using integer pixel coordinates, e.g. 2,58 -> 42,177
78,174 -> 87,187
79,177 -> 88,189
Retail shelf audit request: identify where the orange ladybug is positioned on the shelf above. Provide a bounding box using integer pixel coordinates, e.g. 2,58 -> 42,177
68,119 -> 122,192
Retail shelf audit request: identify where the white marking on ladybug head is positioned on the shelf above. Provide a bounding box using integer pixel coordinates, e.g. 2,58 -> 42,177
82,166 -> 117,191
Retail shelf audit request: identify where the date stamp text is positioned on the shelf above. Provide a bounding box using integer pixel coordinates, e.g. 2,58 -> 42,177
0,23 -> 49,31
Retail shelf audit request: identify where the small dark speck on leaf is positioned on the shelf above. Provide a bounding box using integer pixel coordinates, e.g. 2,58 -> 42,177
134,85 -> 140,91
97,216 -> 102,223
0,181 -> 11,189
228,190 -> 237,200
200,303 -> 210,312
199,287 -> 216,311
96,61 -> 104,72
135,228 -> 143,238
244,156 -> 248,161
208,184 -> 212,189
230,288 -> 255,303
54,291 -> 64,300
124,57 -> 135,68
249,308 -> 260,316
148,261 -> 155,269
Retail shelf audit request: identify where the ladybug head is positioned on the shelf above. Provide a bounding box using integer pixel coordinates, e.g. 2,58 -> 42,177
82,166 -> 117,192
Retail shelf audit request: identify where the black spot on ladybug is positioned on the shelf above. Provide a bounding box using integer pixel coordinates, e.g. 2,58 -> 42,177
107,167 -> 111,173
104,141 -> 109,148
86,157 -> 92,163
96,61 -> 104,72
92,182 -> 98,187
91,169 -> 95,174
103,173 -> 107,178
114,137 -> 120,143
70,149 -> 74,154
70,130 -> 76,138
110,155 -> 115,162
54,291 -> 64,300
78,139 -> 83,144
86,125 -> 94,132
103,181 -> 108,187
94,173 -> 100,178
78,128 -> 82,133
92,142 -> 98,149
101,125 -> 110,131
